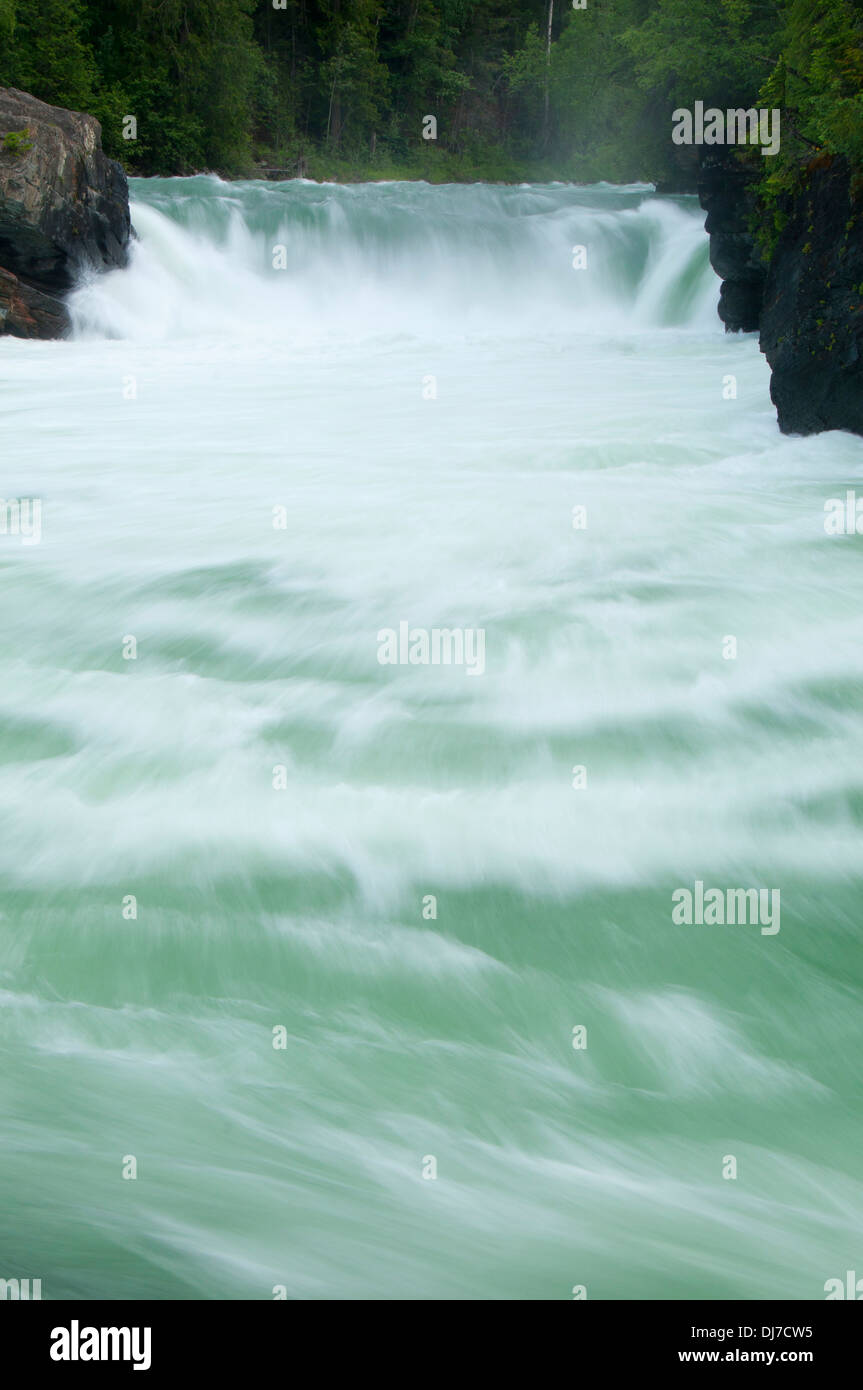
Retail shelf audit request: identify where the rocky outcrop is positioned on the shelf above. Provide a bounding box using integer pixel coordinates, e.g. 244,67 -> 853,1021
759,156 -> 863,437
0,264 -> 69,338
0,87 -> 131,339
698,146 -> 863,437
697,148 -> 766,334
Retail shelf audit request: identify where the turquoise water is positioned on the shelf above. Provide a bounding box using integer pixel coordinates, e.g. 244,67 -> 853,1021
1,179 -> 862,1299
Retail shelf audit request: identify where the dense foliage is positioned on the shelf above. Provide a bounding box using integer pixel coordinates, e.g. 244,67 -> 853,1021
0,0 -> 859,186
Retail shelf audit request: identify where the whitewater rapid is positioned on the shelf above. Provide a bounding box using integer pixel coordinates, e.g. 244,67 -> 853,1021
1,178 -> 862,1300
69,177 -> 719,342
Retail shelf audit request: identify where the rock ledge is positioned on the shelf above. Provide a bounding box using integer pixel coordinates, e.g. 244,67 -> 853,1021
0,87 -> 131,338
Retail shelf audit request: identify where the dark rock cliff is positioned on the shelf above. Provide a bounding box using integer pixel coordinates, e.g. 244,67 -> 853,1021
0,87 -> 131,339
697,147 -> 766,334
759,157 -> 863,438
697,146 -> 863,438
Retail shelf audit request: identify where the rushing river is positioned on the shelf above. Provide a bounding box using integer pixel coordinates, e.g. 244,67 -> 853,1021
1,178 -> 861,1300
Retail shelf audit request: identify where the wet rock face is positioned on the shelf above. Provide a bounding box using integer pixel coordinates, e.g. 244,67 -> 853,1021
0,264 -> 69,338
697,147 -> 766,334
698,145 -> 863,438
759,157 -> 863,438
0,86 -> 131,337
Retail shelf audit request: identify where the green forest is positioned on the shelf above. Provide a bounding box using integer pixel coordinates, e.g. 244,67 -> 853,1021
0,0 -> 860,189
